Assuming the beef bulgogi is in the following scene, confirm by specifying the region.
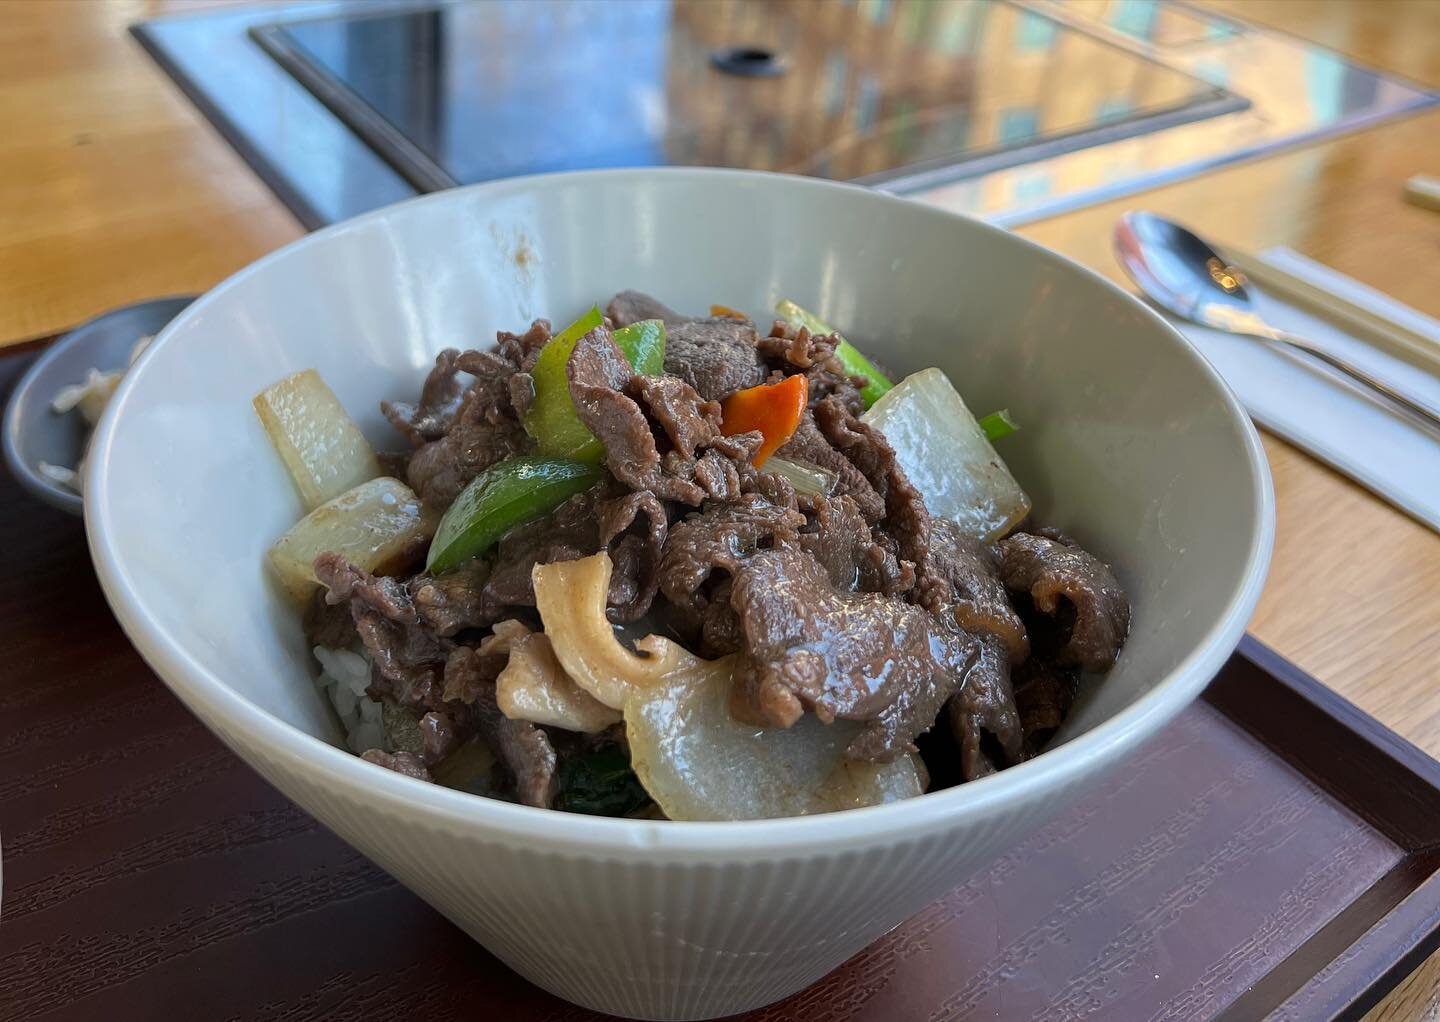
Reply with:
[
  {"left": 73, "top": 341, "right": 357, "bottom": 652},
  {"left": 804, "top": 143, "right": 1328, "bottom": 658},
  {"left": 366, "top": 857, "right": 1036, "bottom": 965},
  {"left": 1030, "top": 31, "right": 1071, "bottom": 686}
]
[{"left": 257, "top": 294, "right": 1130, "bottom": 821}]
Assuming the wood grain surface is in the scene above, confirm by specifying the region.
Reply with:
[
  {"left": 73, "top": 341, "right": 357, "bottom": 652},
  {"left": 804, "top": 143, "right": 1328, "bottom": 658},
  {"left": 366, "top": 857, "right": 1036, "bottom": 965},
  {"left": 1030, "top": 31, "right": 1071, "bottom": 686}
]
[
  {"left": 1, "top": 0, "right": 1438, "bottom": 1017},
  {"left": 1, "top": 351, "right": 1436, "bottom": 1020}
]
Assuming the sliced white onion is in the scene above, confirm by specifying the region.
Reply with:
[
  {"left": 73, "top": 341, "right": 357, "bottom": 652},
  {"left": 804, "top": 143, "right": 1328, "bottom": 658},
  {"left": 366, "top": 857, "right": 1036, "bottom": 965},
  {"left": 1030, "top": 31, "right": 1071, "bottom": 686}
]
[{"left": 764, "top": 456, "right": 837, "bottom": 497}]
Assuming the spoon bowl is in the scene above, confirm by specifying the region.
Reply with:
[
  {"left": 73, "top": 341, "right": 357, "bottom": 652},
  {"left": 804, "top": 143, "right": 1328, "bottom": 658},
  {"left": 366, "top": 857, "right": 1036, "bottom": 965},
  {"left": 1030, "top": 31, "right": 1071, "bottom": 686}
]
[
  {"left": 1114, "top": 211, "right": 1440, "bottom": 430},
  {"left": 1113, "top": 211, "right": 1253, "bottom": 321}
]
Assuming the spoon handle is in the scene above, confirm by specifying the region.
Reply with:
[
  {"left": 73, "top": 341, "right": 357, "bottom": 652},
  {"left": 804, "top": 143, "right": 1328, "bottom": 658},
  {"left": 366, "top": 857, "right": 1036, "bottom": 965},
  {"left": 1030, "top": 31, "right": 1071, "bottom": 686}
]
[{"left": 1270, "top": 330, "right": 1440, "bottom": 431}]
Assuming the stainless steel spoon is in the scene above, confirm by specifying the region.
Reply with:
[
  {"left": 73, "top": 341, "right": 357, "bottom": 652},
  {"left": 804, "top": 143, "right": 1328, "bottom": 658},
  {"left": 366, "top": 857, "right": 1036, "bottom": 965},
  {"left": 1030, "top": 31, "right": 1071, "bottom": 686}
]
[{"left": 1114, "top": 211, "right": 1440, "bottom": 430}]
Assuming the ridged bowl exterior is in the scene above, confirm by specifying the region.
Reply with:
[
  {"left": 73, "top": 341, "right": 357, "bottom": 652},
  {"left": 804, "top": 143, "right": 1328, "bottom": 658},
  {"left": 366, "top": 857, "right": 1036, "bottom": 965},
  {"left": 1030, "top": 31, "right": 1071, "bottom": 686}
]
[{"left": 86, "top": 170, "right": 1273, "bottom": 1020}]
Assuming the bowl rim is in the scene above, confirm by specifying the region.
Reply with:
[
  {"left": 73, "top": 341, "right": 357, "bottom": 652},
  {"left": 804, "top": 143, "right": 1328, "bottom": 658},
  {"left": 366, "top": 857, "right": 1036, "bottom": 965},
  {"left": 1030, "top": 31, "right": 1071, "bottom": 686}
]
[{"left": 85, "top": 167, "right": 1275, "bottom": 857}]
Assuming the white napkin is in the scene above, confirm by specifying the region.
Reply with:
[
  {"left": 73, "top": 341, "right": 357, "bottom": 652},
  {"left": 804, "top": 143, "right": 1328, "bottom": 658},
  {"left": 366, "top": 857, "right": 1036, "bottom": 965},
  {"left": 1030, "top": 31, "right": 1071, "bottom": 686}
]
[{"left": 1169, "top": 247, "right": 1440, "bottom": 532}]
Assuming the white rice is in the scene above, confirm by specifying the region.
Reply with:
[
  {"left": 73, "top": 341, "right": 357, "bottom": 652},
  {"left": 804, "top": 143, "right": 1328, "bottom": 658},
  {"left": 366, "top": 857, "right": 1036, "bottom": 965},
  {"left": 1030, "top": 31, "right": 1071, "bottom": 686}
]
[
  {"left": 313, "top": 645, "right": 388, "bottom": 754},
  {"left": 37, "top": 461, "right": 80, "bottom": 490},
  {"left": 51, "top": 367, "right": 120, "bottom": 417},
  {"left": 42, "top": 335, "right": 155, "bottom": 492}
]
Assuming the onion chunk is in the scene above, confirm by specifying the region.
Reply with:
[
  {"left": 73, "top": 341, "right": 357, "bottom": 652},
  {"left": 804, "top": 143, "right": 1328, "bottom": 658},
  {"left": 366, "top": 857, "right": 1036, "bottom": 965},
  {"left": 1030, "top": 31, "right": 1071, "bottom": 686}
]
[
  {"left": 269, "top": 477, "right": 435, "bottom": 602},
  {"left": 862, "top": 368, "right": 1030, "bottom": 542},
  {"left": 254, "top": 369, "right": 380, "bottom": 511}
]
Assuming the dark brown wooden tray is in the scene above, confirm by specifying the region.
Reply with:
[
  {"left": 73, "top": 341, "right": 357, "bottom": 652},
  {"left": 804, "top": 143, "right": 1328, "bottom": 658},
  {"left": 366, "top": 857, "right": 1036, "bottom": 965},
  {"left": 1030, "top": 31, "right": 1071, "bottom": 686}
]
[{"left": 4, "top": 348, "right": 1440, "bottom": 1022}]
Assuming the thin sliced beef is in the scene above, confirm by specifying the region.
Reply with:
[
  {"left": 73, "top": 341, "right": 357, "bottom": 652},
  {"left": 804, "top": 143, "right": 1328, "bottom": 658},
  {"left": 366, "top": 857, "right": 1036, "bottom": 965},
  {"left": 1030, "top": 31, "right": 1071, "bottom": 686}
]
[
  {"left": 567, "top": 326, "right": 681, "bottom": 496},
  {"left": 382, "top": 348, "right": 467, "bottom": 447},
  {"left": 801, "top": 493, "right": 914, "bottom": 595},
  {"left": 495, "top": 320, "right": 551, "bottom": 418},
  {"left": 663, "top": 318, "right": 766, "bottom": 401},
  {"left": 728, "top": 548, "right": 977, "bottom": 762},
  {"left": 777, "top": 415, "right": 884, "bottom": 521},
  {"left": 418, "top": 710, "right": 462, "bottom": 764},
  {"left": 409, "top": 560, "right": 507, "bottom": 637},
  {"left": 568, "top": 327, "right": 757, "bottom": 506},
  {"left": 756, "top": 322, "right": 837, "bottom": 370},
  {"left": 630, "top": 374, "right": 722, "bottom": 460},
  {"left": 814, "top": 396, "right": 929, "bottom": 570},
  {"left": 597, "top": 489, "right": 667, "bottom": 623},
  {"left": 632, "top": 370, "right": 761, "bottom": 497},
  {"left": 944, "top": 635, "right": 1024, "bottom": 781},
  {"left": 508, "top": 373, "right": 537, "bottom": 420},
  {"left": 360, "top": 749, "right": 432, "bottom": 782},
  {"left": 919, "top": 518, "right": 1028, "bottom": 661},
  {"left": 482, "top": 487, "right": 601, "bottom": 607},
  {"left": 658, "top": 495, "right": 806, "bottom": 652},
  {"left": 607, "top": 290, "right": 689, "bottom": 327},
  {"left": 998, "top": 532, "right": 1129, "bottom": 672},
  {"left": 474, "top": 482, "right": 662, "bottom": 622},
  {"left": 1012, "top": 658, "right": 1078, "bottom": 758},
  {"left": 495, "top": 319, "right": 552, "bottom": 369},
  {"left": 303, "top": 586, "right": 359, "bottom": 649},
  {"left": 407, "top": 346, "right": 530, "bottom": 509},
  {"left": 314, "top": 554, "right": 446, "bottom": 710},
  {"left": 684, "top": 447, "right": 742, "bottom": 502},
  {"left": 758, "top": 321, "right": 866, "bottom": 415},
  {"left": 742, "top": 468, "right": 800, "bottom": 512},
  {"left": 440, "top": 644, "right": 503, "bottom": 703},
  {"left": 700, "top": 577, "right": 742, "bottom": 654},
  {"left": 628, "top": 362, "right": 759, "bottom": 472},
  {"left": 444, "top": 647, "right": 558, "bottom": 808}
]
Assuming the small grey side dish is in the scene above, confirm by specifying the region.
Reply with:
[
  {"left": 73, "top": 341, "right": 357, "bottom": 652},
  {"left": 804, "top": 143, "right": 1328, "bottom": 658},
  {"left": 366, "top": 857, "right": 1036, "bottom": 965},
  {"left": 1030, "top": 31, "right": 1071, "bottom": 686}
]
[{"left": 3, "top": 296, "right": 194, "bottom": 516}]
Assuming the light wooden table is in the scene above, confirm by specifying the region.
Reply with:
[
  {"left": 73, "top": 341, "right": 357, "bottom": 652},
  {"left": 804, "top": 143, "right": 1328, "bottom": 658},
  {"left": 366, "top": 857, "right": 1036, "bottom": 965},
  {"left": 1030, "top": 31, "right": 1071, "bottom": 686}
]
[{"left": 1, "top": 0, "right": 1437, "bottom": 1017}]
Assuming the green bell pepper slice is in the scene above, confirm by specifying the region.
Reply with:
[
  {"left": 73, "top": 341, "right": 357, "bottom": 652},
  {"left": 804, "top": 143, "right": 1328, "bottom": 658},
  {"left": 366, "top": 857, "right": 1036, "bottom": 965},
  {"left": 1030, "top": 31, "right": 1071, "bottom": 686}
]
[
  {"left": 978, "top": 408, "right": 1018, "bottom": 442},
  {"left": 775, "top": 299, "right": 893, "bottom": 407},
  {"left": 777, "top": 299, "right": 1019, "bottom": 436},
  {"left": 523, "top": 309, "right": 665, "bottom": 463},
  {"left": 426, "top": 456, "right": 604, "bottom": 574}
]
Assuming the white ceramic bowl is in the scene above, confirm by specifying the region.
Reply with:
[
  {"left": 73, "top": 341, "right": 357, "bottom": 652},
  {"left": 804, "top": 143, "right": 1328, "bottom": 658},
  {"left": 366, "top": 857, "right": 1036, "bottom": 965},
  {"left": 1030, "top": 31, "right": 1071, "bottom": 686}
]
[{"left": 86, "top": 169, "right": 1272, "bottom": 1021}]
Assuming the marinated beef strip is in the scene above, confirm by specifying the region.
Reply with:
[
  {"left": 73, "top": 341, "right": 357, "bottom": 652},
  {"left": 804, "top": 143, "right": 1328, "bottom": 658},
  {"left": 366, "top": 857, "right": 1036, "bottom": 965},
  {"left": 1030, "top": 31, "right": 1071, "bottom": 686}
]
[
  {"left": 742, "top": 468, "right": 801, "bottom": 512},
  {"left": 800, "top": 492, "right": 914, "bottom": 596},
  {"left": 916, "top": 520, "right": 1028, "bottom": 781},
  {"left": 777, "top": 415, "right": 885, "bottom": 521},
  {"left": 606, "top": 289, "right": 690, "bottom": 328},
  {"left": 418, "top": 710, "right": 463, "bottom": 763},
  {"left": 567, "top": 326, "right": 759, "bottom": 506},
  {"left": 597, "top": 489, "right": 668, "bottom": 623},
  {"left": 814, "top": 396, "right": 929, "bottom": 571},
  {"left": 945, "top": 635, "right": 1025, "bottom": 780},
  {"left": 481, "top": 487, "right": 603, "bottom": 607},
  {"left": 758, "top": 321, "right": 867, "bottom": 415},
  {"left": 382, "top": 348, "right": 467, "bottom": 447},
  {"left": 409, "top": 560, "right": 508, "bottom": 637},
  {"left": 429, "top": 481, "right": 664, "bottom": 624},
  {"left": 919, "top": 518, "right": 1028, "bottom": 661},
  {"left": 314, "top": 553, "right": 448, "bottom": 710},
  {"left": 406, "top": 344, "right": 531, "bottom": 509},
  {"left": 728, "top": 548, "right": 978, "bottom": 762},
  {"left": 998, "top": 531, "right": 1130, "bottom": 672},
  {"left": 1012, "top": 657, "right": 1078, "bottom": 758},
  {"left": 495, "top": 318, "right": 553, "bottom": 367},
  {"left": 444, "top": 646, "right": 558, "bottom": 808},
  {"left": 629, "top": 374, "right": 724, "bottom": 460},
  {"left": 304, "top": 586, "right": 359, "bottom": 649},
  {"left": 495, "top": 320, "right": 551, "bottom": 419},
  {"left": 658, "top": 494, "right": 807, "bottom": 651},
  {"left": 662, "top": 318, "right": 767, "bottom": 401},
  {"left": 567, "top": 325, "right": 683, "bottom": 497}
]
